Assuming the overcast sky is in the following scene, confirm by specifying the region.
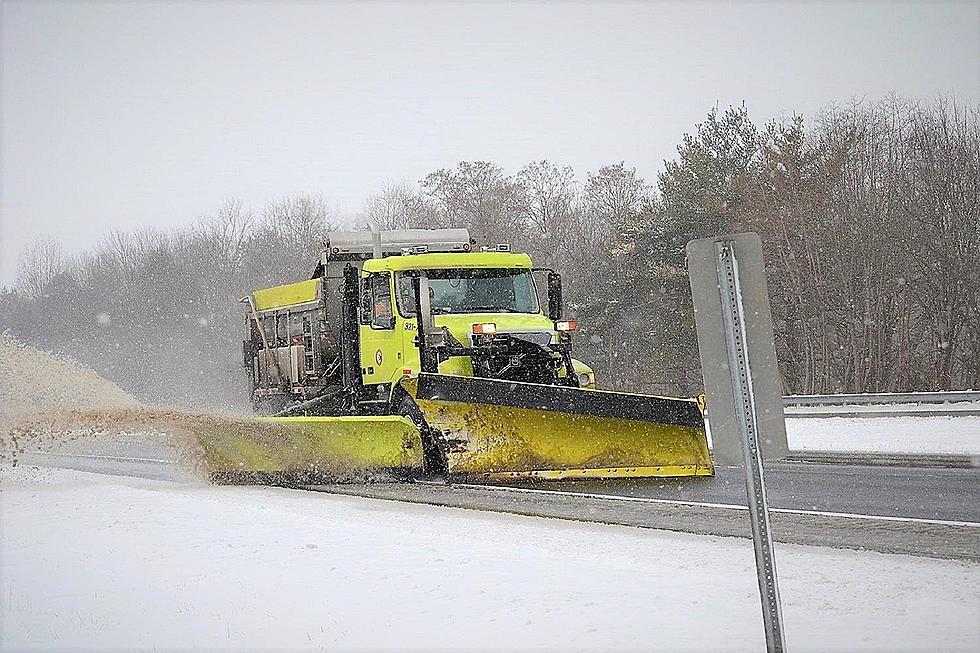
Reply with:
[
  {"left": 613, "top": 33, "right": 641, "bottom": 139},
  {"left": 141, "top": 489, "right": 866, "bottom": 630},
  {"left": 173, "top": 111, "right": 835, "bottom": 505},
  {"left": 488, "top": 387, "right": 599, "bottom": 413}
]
[{"left": 2, "top": 1, "right": 978, "bottom": 287}]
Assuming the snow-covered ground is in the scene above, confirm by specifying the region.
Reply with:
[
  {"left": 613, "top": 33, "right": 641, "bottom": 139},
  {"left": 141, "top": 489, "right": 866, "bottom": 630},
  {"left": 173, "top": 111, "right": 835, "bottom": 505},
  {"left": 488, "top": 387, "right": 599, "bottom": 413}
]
[
  {"left": 786, "top": 415, "right": 980, "bottom": 455},
  {"left": 2, "top": 467, "right": 977, "bottom": 652}
]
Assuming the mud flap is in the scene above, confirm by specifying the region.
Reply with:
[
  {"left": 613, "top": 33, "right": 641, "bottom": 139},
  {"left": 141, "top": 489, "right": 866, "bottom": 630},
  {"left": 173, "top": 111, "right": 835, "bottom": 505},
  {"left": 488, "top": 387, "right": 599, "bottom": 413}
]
[
  {"left": 198, "top": 415, "right": 424, "bottom": 484},
  {"left": 405, "top": 374, "right": 713, "bottom": 480}
]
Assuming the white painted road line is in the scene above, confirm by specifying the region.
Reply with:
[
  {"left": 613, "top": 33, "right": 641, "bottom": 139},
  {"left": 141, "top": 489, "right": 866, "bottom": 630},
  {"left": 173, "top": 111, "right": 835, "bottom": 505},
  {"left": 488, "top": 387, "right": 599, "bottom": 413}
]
[
  {"left": 453, "top": 483, "right": 980, "bottom": 529},
  {"left": 26, "top": 451, "right": 178, "bottom": 465},
  {"left": 24, "top": 452, "right": 979, "bottom": 528}
]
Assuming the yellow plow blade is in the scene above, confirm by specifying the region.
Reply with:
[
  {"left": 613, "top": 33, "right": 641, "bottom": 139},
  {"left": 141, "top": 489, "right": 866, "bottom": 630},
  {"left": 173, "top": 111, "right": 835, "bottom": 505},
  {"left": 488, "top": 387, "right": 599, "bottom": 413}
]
[
  {"left": 198, "top": 415, "right": 423, "bottom": 484},
  {"left": 407, "top": 374, "right": 713, "bottom": 481}
]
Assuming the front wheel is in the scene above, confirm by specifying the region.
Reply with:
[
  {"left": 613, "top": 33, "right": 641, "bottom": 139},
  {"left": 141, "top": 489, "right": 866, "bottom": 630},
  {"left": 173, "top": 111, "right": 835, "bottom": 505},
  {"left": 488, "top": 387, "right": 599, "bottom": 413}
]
[{"left": 396, "top": 395, "right": 447, "bottom": 478}]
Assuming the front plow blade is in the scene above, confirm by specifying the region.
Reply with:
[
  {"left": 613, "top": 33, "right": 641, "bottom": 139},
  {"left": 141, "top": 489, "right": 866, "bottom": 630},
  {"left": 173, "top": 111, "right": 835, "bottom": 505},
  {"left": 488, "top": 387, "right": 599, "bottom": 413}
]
[
  {"left": 409, "top": 374, "right": 713, "bottom": 480},
  {"left": 198, "top": 416, "right": 423, "bottom": 484}
]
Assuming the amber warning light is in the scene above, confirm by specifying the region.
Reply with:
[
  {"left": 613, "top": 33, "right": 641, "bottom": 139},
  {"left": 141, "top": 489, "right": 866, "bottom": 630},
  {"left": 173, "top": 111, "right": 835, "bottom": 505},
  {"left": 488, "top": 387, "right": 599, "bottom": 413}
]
[{"left": 471, "top": 323, "right": 497, "bottom": 335}]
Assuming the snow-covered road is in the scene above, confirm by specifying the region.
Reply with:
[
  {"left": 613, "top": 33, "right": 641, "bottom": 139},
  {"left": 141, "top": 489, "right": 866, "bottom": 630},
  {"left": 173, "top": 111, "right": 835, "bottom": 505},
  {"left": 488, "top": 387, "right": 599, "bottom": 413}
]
[{"left": 2, "top": 467, "right": 977, "bottom": 652}]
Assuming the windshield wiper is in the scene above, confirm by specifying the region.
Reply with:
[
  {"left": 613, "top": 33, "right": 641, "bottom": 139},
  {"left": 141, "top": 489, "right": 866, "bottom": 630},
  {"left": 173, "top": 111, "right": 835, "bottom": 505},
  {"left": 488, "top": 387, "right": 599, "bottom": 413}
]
[{"left": 466, "top": 306, "right": 516, "bottom": 313}]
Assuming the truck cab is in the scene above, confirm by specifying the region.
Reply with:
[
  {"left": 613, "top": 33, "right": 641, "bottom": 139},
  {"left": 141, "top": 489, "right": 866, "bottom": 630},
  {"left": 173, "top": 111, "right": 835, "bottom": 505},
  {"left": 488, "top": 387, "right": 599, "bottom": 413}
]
[{"left": 358, "top": 251, "right": 595, "bottom": 392}]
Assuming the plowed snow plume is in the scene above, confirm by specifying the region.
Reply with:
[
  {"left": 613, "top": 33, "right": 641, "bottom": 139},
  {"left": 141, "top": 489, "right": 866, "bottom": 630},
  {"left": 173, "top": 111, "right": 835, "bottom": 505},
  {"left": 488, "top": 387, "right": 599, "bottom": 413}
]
[
  {"left": 0, "top": 332, "right": 209, "bottom": 474},
  {"left": 0, "top": 333, "right": 391, "bottom": 484},
  {"left": 0, "top": 331, "right": 140, "bottom": 422}
]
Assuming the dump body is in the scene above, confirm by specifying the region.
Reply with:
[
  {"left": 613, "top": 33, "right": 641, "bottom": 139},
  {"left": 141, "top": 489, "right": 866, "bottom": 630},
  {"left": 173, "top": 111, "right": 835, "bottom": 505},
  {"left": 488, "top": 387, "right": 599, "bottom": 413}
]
[{"left": 245, "top": 278, "right": 332, "bottom": 412}]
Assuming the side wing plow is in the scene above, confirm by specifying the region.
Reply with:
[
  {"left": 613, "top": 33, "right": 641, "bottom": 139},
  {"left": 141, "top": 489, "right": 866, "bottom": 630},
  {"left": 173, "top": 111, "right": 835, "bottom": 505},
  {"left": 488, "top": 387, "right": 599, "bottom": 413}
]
[{"left": 199, "top": 415, "right": 423, "bottom": 484}]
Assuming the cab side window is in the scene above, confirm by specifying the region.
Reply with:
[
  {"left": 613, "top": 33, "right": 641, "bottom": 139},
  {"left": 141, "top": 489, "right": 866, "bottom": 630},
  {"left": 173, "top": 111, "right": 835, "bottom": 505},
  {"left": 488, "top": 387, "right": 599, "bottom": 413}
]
[
  {"left": 396, "top": 275, "right": 417, "bottom": 317},
  {"left": 367, "top": 274, "right": 393, "bottom": 329}
]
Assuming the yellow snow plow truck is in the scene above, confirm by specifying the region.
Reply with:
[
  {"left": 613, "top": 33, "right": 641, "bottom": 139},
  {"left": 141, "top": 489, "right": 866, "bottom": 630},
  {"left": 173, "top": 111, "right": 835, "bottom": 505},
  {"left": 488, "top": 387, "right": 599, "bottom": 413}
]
[{"left": 202, "top": 228, "right": 712, "bottom": 483}]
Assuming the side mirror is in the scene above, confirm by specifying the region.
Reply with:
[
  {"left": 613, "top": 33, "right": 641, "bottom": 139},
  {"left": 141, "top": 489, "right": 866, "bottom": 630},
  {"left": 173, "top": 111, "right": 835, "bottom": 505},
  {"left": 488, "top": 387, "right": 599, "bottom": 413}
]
[{"left": 547, "top": 271, "right": 562, "bottom": 321}]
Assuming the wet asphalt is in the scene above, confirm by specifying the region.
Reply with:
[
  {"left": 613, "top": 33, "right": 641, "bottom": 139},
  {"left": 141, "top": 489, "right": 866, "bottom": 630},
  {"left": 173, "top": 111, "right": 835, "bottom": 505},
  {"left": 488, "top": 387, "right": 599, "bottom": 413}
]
[{"left": 493, "top": 462, "right": 980, "bottom": 523}]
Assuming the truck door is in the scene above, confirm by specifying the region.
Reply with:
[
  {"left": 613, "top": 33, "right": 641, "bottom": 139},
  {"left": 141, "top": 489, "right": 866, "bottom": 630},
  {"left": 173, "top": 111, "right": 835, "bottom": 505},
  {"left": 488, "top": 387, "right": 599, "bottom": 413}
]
[{"left": 359, "top": 272, "right": 402, "bottom": 387}]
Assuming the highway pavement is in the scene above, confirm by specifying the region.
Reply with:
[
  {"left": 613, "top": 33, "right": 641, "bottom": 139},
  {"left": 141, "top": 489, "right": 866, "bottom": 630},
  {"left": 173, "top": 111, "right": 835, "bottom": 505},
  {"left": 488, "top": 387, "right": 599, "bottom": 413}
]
[
  {"left": 17, "top": 442, "right": 979, "bottom": 560},
  {"left": 494, "top": 462, "right": 980, "bottom": 523}
]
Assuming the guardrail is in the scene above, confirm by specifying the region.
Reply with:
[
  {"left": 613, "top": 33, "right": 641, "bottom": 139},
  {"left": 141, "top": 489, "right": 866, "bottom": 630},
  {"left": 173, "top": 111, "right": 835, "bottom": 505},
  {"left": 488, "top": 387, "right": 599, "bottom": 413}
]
[
  {"left": 782, "top": 391, "right": 980, "bottom": 418},
  {"left": 783, "top": 391, "right": 980, "bottom": 407}
]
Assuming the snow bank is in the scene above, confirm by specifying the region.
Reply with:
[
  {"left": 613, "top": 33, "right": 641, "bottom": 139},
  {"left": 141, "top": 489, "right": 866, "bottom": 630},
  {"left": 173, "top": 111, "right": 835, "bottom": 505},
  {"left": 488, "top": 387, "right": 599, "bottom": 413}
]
[
  {"left": 2, "top": 467, "right": 977, "bottom": 652},
  {"left": 786, "top": 415, "right": 980, "bottom": 455}
]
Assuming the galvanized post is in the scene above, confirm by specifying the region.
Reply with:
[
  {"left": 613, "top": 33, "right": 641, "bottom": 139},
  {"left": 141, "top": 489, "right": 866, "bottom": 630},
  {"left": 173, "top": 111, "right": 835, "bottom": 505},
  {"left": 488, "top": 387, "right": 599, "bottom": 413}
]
[{"left": 715, "top": 240, "right": 786, "bottom": 653}]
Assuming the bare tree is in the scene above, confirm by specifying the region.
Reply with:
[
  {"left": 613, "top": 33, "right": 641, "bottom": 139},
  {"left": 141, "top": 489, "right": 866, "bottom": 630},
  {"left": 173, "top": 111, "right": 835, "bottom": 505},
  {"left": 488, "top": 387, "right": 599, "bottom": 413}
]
[
  {"left": 740, "top": 97, "right": 979, "bottom": 393},
  {"left": 584, "top": 162, "right": 650, "bottom": 232},
  {"left": 192, "top": 198, "right": 254, "bottom": 270},
  {"left": 420, "top": 161, "right": 523, "bottom": 246},
  {"left": 514, "top": 161, "right": 577, "bottom": 234},
  {"left": 904, "top": 99, "right": 980, "bottom": 389},
  {"left": 512, "top": 161, "right": 580, "bottom": 267},
  {"left": 261, "top": 193, "right": 341, "bottom": 257},
  {"left": 16, "top": 237, "right": 70, "bottom": 299},
  {"left": 361, "top": 181, "right": 431, "bottom": 230}
]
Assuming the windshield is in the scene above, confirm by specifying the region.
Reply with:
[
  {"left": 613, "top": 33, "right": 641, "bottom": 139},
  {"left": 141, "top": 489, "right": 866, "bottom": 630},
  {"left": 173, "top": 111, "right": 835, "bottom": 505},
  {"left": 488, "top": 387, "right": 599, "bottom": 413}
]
[{"left": 396, "top": 268, "right": 539, "bottom": 316}]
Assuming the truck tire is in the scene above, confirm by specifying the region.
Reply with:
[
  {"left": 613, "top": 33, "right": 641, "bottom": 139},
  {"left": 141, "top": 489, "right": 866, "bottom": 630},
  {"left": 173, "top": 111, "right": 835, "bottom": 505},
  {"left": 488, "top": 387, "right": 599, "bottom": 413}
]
[{"left": 397, "top": 395, "right": 447, "bottom": 478}]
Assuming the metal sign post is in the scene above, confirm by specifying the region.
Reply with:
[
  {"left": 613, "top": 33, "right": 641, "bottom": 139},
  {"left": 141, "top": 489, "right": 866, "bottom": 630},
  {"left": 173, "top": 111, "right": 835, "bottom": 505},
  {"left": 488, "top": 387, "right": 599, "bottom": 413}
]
[
  {"left": 715, "top": 240, "right": 785, "bottom": 652},
  {"left": 688, "top": 233, "right": 787, "bottom": 652}
]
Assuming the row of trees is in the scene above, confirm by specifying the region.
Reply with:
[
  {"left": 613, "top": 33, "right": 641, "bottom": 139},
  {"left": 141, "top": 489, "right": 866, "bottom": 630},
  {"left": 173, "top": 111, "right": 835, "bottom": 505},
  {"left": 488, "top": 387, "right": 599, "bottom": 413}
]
[
  {"left": 359, "top": 98, "right": 980, "bottom": 394},
  {"left": 3, "top": 96, "right": 977, "bottom": 410}
]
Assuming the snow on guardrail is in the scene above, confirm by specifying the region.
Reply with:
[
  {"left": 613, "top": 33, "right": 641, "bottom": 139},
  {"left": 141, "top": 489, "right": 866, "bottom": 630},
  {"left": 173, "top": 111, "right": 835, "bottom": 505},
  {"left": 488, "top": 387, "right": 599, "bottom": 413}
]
[
  {"left": 782, "top": 391, "right": 980, "bottom": 418},
  {"left": 783, "top": 390, "right": 980, "bottom": 406}
]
